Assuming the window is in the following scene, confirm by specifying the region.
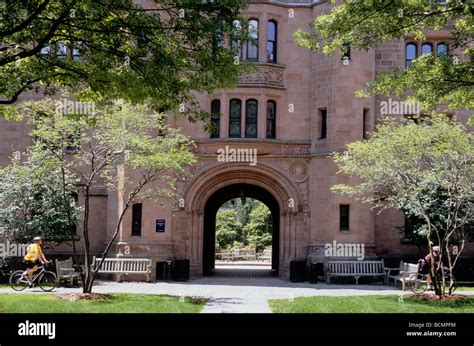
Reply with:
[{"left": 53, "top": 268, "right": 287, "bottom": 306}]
[
  {"left": 70, "top": 193, "right": 79, "bottom": 235},
  {"left": 421, "top": 42, "right": 433, "bottom": 55},
  {"left": 232, "top": 20, "right": 243, "bottom": 61},
  {"left": 210, "top": 99, "right": 220, "bottom": 139},
  {"left": 319, "top": 109, "right": 327, "bottom": 139},
  {"left": 437, "top": 42, "right": 448, "bottom": 56},
  {"left": 363, "top": 108, "right": 370, "bottom": 139},
  {"left": 245, "top": 99, "right": 258, "bottom": 138},
  {"left": 266, "top": 100, "right": 276, "bottom": 139},
  {"left": 39, "top": 45, "right": 52, "bottom": 57},
  {"left": 131, "top": 203, "right": 142, "bottom": 236},
  {"left": 72, "top": 42, "right": 82, "bottom": 61},
  {"left": 247, "top": 19, "right": 259, "bottom": 61},
  {"left": 406, "top": 43, "right": 417, "bottom": 67},
  {"left": 340, "top": 205, "right": 350, "bottom": 231},
  {"left": 56, "top": 42, "right": 67, "bottom": 60},
  {"left": 341, "top": 42, "right": 351, "bottom": 60},
  {"left": 212, "top": 22, "right": 223, "bottom": 60},
  {"left": 267, "top": 20, "right": 277, "bottom": 63},
  {"left": 229, "top": 99, "right": 242, "bottom": 138}
]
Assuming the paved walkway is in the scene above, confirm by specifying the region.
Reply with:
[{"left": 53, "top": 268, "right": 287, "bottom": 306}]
[{"left": 2, "top": 266, "right": 472, "bottom": 313}]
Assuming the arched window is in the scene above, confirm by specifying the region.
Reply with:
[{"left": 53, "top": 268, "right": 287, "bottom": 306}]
[
  {"left": 210, "top": 99, "right": 220, "bottom": 138},
  {"left": 229, "top": 99, "right": 242, "bottom": 138},
  {"left": 247, "top": 19, "right": 259, "bottom": 61},
  {"left": 406, "top": 43, "right": 417, "bottom": 67},
  {"left": 266, "top": 101, "right": 276, "bottom": 139},
  {"left": 245, "top": 99, "right": 258, "bottom": 138},
  {"left": 437, "top": 42, "right": 448, "bottom": 56},
  {"left": 421, "top": 42, "right": 433, "bottom": 55},
  {"left": 267, "top": 20, "right": 277, "bottom": 63}
]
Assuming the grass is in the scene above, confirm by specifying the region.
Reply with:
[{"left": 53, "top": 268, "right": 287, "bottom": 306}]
[
  {"left": 0, "top": 293, "right": 206, "bottom": 313},
  {"left": 269, "top": 295, "right": 474, "bottom": 313}
]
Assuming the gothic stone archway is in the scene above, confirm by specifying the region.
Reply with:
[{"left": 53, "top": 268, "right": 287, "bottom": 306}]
[
  {"left": 203, "top": 183, "right": 280, "bottom": 276},
  {"left": 173, "top": 162, "right": 308, "bottom": 279}
]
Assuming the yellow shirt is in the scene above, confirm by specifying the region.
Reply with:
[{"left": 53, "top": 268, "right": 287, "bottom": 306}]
[{"left": 24, "top": 244, "right": 43, "bottom": 262}]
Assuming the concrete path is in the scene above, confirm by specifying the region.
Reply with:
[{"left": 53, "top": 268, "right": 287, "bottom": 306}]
[{"left": 1, "top": 265, "right": 472, "bottom": 313}]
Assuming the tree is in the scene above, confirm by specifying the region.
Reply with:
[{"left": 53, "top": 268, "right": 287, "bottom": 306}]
[
  {"left": 0, "top": 146, "right": 80, "bottom": 245},
  {"left": 331, "top": 116, "right": 473, "bottom": 297},
  {"left": 215, "top": 209, "right": 243, "bottom": 250},
  {"left": 295, "top": 0, "right": 474, "bottom": 112},
  {"left": 19, "top": 99, "right": 196, "bottom": 293},
  {"left": 243, "top": 203, "right": 272, "bottom": 253},
  {"left": 0, "top": 0, "right": 249, "bottom": 123}
]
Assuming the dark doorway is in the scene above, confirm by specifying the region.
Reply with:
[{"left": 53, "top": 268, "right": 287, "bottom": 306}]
[{"left": 203, "top": 183, "right": 280, "bottom": 276}]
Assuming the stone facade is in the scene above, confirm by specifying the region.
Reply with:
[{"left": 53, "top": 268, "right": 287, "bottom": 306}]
[{"left": 0, "top": 0, "right": 472, "bottom": 280}]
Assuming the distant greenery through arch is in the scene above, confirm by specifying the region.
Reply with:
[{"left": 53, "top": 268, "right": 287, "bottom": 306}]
[{"left": 215, "top": 198, "right": 272, "bottom": 253}]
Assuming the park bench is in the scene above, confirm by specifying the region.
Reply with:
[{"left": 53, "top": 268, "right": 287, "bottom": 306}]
[
  {"left": 55, "top": 257, "right": 81, "bottom": 287},
  {"left": 385, "top": 261, "right": 419, "bottom": 291},
  {"left": 232, "top": 248, "right": 256, "bottom": 261},
  {"left": 325, "top": 260, "right": 385, "bottom": 285},
  {"left": 92, "top": 257, "right": 152, "bottom": 282},
  {"left": 215, "top": 251, "right": 234, "bottom": 261},
  {"left": 257, "top": 249, "right": 272, "bottom": 262}
]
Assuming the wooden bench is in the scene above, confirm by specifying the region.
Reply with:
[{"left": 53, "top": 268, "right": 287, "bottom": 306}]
[
  {"left": 326, "top": 260, "right": 385, "bottom": 285},
  {"left": 215, "top": 251, "right": 234, "bottom": 261},
  {"left": 232, "top": 249, "right": 256, "bottom": 261},
  {"left": 92, "top": 257, "right": 152, "bottom": 282},
  {"left": 385, "top": 261, "right": 419, "bottom": 291},
  {"left": 257, "top": 249, "right": 272, "bottom": 262},
  {"left": 55, "top": 257, "right": 81, "bottom": 287}
]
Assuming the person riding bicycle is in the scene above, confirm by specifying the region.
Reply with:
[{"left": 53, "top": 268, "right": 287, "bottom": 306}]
[
  {"left": 22, "top": 236, "right": 48, "bottom": 284},
  {"left": 418, "top": 245, "right": 440, "bottom": 289}
]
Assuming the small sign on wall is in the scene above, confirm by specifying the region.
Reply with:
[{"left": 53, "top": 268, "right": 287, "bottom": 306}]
[{"left": 156, "top": 219, "right": 165, "bottom": 233}]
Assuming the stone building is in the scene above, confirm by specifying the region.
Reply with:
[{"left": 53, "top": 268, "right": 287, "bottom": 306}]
[{"left": 0, "top": 0, "right": 472, "bottom": 280}]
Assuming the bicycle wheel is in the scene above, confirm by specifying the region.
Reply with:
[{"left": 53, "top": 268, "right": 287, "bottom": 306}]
[
  {"left": 38, "top": 271, "right": 57, "bottom": 292},
  {"left": 9, "top": 270, "right": 28, "bottom": 291},
  {"left": 409, "top": 273, "right": 428, "bottom": 294}
]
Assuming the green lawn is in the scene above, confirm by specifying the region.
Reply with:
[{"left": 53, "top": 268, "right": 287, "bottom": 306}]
[
  {"left": 0, "top": 293, "right": 206, "bottom": 313},
  {"left": 269, "top": 295, "right": 474, "bottom": 313}
]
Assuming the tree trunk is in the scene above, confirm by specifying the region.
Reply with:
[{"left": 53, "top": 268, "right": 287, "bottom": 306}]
[{"left": 82, "top": 184, "right": 92, "bottom": 293}]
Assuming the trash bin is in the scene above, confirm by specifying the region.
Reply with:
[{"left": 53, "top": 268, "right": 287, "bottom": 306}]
[
  {"left": 309, "top": 263, "right": 318, "bottom": 284},
  {"left": 290, "top": 260, "right": 306, "bottom": 282},
  {"left": 171, "top": 259, "right": 190, "bottom": 282},
  {"left": 309, "top": 263, "right": 324, "bottom": 284},
  {"left": 156, "top": 261, "right": 172, "bottom": 281}
]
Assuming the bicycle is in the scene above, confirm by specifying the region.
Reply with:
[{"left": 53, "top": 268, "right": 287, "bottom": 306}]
[
  {"left": 9, "top": 262, "right": 57, "bottom": 292},
  {"left": 409, "top": 267, "right": 457, "bottom": 294}
]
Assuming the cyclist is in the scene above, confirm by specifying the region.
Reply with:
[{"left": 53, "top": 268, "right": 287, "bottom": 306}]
[
  {"left": 418, "top": 245, "right": 440, "bottom": 289},
  {"left": 22, "top": 236, "right": 48, "bottom": 284}
]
